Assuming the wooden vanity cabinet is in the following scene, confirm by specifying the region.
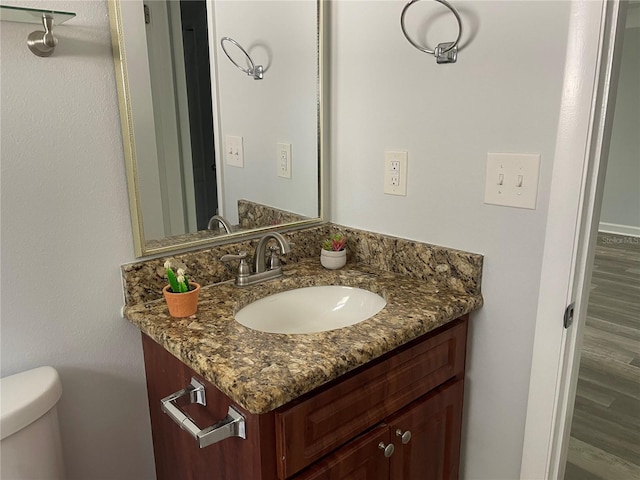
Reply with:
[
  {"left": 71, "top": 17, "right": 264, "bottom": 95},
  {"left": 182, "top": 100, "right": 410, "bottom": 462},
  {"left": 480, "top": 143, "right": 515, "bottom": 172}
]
[
  {"left": 293, "top": 425, "right": 392, "bottom": 480},
  {"left": 387, "top": 379, "right": 463, "bottom": 479},
  {"left": 141, "top": 315, "right": 468, "bottom": 480},
  {"left": 294, "top": 379, "right": 463, "bottom": 480}
]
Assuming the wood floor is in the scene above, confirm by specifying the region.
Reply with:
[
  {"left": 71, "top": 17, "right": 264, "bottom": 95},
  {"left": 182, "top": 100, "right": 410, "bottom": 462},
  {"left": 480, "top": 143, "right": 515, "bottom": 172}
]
[{"left": 564, "top": 233, "right": 640, "bottom": 480}]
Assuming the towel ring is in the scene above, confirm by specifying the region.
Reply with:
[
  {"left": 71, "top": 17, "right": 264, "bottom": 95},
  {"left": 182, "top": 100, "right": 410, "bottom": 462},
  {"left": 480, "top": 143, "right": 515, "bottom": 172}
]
[
  {"left": 401, "top": 0, "right": 462, "bottom": 64},
  {"left": 220, "top": 37, "right": 263, "bottom": 80}
]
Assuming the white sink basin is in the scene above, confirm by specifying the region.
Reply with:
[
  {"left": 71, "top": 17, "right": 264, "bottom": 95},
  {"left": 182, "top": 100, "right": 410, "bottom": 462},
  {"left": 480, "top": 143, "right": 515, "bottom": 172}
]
[{"left": 235, "top": 286, "right": 386, "bottom": 334}]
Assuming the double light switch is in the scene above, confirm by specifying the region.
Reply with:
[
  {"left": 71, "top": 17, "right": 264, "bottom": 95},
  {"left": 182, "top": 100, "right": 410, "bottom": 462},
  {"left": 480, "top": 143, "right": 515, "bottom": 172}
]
[
  {"left": 484, "top": 153, "right": 540, "bottom": 209},
  {"left": 225, "top": 135, "right": 244, "bottom": 168}
]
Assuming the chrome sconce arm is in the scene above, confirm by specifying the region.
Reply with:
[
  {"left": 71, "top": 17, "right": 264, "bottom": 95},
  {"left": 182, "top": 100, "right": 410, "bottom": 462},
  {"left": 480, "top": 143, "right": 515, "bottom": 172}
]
[{"left": 220, "top": 36, "right": 264, "bottom": 80}]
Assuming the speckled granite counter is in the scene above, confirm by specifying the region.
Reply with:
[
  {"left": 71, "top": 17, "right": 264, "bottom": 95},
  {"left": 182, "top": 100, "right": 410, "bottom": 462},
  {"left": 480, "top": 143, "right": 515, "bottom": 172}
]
[{"left": 123, "top": 258, "right": 483, "bottom": 415}]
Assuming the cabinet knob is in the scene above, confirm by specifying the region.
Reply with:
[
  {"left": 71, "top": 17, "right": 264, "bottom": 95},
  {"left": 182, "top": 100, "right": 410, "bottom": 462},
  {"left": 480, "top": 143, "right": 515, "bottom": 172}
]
[
  {"left": 378, "top": 441, "right": 395, "bottom": 458},
  {"left": 395, "top": 429, "right": 412, "bottom": 444}
]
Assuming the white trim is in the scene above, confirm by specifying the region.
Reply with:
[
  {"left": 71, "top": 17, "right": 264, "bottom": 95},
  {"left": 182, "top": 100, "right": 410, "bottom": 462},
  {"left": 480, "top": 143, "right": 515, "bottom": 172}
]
[
  {"left": 549, "top": 3, "right": 626, "bottom": 477},
  {"left": 521, "top": 1, "right": 602, "bottom": 478},
  {"left": 598, "top": 222, "right": 640, "bottom": 237},
  {"left": 521, "top": 1, "right": 627, "bottom": 479},
  {"left": 145, "top": 0, "right": 188, "bottom": 236}
]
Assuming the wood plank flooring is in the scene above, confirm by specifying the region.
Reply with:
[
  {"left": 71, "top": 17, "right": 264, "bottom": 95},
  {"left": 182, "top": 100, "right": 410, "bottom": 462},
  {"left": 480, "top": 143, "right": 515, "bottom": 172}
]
[{"left": 565, "top": 233, "right": 640, "bottom": 480}]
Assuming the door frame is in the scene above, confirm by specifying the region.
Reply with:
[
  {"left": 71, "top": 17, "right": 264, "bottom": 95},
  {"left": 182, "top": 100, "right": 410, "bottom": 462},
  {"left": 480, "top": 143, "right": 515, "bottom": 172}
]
[{"left": 520, "top": 1, "right": 628, "bottom": 478}]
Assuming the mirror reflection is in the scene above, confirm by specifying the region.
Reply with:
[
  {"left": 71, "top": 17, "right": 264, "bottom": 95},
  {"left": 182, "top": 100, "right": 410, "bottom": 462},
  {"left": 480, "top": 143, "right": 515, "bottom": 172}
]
[{"left": 110, "top": 0, "right": 322, "bottom": 256}]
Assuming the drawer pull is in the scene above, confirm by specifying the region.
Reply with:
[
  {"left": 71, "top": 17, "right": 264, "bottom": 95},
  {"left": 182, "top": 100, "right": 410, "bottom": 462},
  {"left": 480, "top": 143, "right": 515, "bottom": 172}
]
[
  {"left": 378, "top": 441, "right": 395, "bottom": 458},
  {"left": 395, "top": 429, "right": 412, "bottom": 444},
  {"left": 160, "top": 378, "right": 246, "bottom": 448}
]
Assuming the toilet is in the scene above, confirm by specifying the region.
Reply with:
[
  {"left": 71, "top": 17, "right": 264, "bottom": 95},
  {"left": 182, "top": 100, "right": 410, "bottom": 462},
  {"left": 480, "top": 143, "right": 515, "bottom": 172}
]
[{"left": 1, "top": 366, "right": 65, "bottom": 479}]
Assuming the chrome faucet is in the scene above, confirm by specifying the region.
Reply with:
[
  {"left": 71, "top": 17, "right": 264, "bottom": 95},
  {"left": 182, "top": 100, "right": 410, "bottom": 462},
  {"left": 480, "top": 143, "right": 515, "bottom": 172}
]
[
  {"left": 207, "top": 215, "right": 233, "bottom": 234},
  {"left": 221, "top": 232, "right": 292, "bottom": 287},
  {"left": 254, "top": 232, "right": 292, "bottom": 273}
]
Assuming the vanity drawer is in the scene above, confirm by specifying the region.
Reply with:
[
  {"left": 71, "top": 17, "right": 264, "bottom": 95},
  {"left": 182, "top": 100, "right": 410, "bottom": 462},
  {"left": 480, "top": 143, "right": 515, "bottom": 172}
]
[{"left": 274, "top": 317, "right": 468, "bottom": 479}]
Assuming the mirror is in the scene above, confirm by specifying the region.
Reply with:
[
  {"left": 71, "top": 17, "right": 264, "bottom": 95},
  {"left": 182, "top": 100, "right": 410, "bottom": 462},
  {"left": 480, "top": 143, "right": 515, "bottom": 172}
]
[{"left": 109, "top": 0, "right": 324, "bottom": 257}]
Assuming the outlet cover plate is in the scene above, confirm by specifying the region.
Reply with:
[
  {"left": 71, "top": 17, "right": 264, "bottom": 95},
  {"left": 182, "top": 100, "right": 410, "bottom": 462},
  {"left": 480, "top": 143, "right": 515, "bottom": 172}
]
[
  {"left": 384, "top": 151, "right": 408, "bottom": 196},
  {"left": 277, "top": 143, "right": 292, "bottom": 179}
]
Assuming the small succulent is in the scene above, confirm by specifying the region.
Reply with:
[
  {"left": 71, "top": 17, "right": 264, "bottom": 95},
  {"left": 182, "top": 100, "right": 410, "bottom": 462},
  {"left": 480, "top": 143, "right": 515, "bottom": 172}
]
[
  {"left": 322, "top": 233, "right": 346, "bottom": 252},
  {"left": 164, "top": 260, "right": 192, "bottom": 293}
]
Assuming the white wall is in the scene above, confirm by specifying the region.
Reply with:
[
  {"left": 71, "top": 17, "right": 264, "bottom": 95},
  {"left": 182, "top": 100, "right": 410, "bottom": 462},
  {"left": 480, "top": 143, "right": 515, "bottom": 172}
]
[
  {"left": 0, "top": 1, "right": 155, "bottom": 479},
  {"left": 0, "top": 1, "right": 589, "bottom": 479},
  {"left": 215, "top": 0, "right": 318, "bottom": 224},
  {"left": 330, "top": 1, "right": 570, "bottom": 478},
  {"left": 599, "top": 11, "right": 640, "bottom": 236}
]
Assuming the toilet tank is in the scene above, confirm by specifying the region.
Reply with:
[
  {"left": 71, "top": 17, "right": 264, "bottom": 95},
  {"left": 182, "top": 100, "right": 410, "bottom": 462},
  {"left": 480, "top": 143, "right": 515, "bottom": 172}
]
[{"left": 1, "top": 366, "right": 65, "bottom": 479}]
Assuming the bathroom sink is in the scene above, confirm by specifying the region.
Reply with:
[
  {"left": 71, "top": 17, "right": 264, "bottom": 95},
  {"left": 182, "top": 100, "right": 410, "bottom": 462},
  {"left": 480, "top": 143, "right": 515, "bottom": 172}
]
[{"left": 235, "top": 286, "right": 386, "bottom": 334}]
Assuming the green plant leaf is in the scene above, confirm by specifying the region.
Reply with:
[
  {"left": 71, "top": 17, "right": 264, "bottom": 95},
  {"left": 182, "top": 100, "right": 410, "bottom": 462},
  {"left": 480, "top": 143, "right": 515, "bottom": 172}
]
[{"left": 166, "top": 268, "right": 180, "bottom": 293}]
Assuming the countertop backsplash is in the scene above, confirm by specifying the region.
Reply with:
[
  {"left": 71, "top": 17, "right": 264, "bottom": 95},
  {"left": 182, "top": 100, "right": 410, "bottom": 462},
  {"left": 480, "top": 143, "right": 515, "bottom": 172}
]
[{"left": 121, "top": 224, "right": 483, "bottom": 306}]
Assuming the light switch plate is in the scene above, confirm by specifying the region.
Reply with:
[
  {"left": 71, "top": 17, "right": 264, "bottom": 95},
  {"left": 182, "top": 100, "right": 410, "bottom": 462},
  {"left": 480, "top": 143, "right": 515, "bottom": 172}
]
[
  {"left": 384, "top": 151, "right": 408, "bottom": 196},
  {"left": 225, "top": 135, "right": 244, "bottom": 168},
  {"left": 484, "top": 153, "right": 540, "bottom": 209}
]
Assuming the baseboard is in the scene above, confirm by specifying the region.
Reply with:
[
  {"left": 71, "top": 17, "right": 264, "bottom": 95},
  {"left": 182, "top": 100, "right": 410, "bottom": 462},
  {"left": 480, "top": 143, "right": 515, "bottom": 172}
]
[{"left": 598, "top": 222, "right": 640, "bottom": 238}]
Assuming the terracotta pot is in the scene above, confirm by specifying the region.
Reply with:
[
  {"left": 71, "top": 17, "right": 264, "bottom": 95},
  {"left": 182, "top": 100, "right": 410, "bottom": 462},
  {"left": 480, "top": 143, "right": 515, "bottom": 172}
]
[
  {"left": 320, "top": 249, "right": 347, "bottom": 269},
  {"left": 162, "top": 282, "right": 201, "bottom": 318}
]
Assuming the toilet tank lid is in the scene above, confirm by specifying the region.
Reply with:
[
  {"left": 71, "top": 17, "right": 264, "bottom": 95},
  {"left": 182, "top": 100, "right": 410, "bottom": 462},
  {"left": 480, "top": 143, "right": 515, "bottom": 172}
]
[{"left": 1, "top": 366, "right": 63, "bottom": 440}]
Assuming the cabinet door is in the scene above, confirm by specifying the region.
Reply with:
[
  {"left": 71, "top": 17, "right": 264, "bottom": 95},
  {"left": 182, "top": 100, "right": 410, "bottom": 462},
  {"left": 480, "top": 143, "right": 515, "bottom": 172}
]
[
  {"left": 276, "top": 318, "right": 468, "bottom": 478},
  {"left": 388, "top": 379, "right": 464, "bottom": 480},
  {"left": 294, "top": 425, "right": 390, "bottom": 480}
]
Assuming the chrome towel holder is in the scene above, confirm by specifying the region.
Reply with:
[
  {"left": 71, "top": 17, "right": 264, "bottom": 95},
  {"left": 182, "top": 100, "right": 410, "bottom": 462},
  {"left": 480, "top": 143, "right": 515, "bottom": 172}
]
[
  {"left": 401, "top": 0, "right": 462, "bottom": 64},
  {"left": 0, "top": 5, "right": 75, "bottom": 57},
  {"left": 220, "top": 37, "right": 264, "bottom": 80},
  {"left": 160, "top": 378, "right": 246, "bottom": 448}
]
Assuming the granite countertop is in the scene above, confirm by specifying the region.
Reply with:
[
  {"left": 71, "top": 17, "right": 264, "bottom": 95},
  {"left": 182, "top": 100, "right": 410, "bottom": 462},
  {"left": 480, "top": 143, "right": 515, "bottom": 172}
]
[{"left": 124, "top": 259, "right": 483, "bottom": 415}]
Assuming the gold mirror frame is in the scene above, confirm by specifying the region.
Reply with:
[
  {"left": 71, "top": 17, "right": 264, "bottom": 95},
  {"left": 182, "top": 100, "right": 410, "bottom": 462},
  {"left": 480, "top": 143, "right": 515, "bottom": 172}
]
[{"left": 108, "top": 0, "right": 326, "bottom": 257}]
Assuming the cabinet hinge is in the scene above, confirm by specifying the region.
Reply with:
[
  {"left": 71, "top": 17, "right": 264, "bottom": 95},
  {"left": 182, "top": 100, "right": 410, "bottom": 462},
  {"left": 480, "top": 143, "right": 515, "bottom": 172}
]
[{"left": 563, "top": 302, "right": 575, "bottom": 329}]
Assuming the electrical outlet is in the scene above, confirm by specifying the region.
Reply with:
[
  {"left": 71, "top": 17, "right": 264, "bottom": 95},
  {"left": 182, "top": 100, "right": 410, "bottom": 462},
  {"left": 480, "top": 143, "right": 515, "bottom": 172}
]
[
  {"left": 225, "top": 135, "right": 244, "bottom": 168},
  {"left": 484, "top": 153, "right": 540, "bottom": 209},
  {"left": 277, "top": 143, "right": 292, "bottom": 179},
  {"left": 384, "top": 151, "right": 408, "bottom": 196}
]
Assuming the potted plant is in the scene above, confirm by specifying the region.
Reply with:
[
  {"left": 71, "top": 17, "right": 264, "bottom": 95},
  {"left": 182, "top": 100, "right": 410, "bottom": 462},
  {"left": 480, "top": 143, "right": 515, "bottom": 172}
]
[
  {"left": 162, "top": 260, "right": 201, "bottom": 317},
  {"left": 320, "top": 233, "right": 347, "bottom": 269}
]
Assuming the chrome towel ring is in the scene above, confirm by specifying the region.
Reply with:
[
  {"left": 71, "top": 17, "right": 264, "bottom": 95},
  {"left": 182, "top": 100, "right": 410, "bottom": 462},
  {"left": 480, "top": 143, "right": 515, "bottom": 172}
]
[
  {"left": 220, "top": 37, "right": 264, "bottom": 80},
  {"left": 401, "top": 0, "right": 462, "bottom": 64}
]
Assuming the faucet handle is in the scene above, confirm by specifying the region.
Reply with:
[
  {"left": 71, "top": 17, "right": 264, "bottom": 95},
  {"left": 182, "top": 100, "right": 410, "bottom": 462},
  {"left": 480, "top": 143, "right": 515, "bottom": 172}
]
[
  {"left": 220, "top": 252, "right": 250, "bottom": 285},
  {"left": 267, "top": 246, "right": 282, "bottom": 270},
  {"left": 220, "top": 251, "right": 248, "bottom": 262}
]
